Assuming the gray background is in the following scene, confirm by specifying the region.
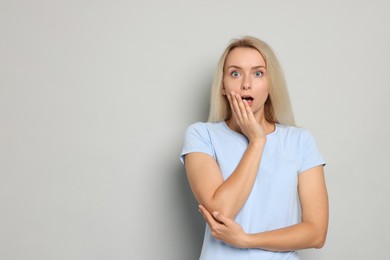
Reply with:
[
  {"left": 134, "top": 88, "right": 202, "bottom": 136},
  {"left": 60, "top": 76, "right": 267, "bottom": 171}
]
[{"left": 1, "top": 0, "right": 389, "bottom": 259}]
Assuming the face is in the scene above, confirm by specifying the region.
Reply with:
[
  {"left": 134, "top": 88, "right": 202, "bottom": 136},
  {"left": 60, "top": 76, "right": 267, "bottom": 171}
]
[{"left": 222, "top": 47, "right": 268, "bottom": 118}]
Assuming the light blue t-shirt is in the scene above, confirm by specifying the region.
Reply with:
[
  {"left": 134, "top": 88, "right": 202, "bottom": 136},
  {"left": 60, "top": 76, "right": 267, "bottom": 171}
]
[{"left": 180, "top": 121, "right": 326, "bottom": 260}]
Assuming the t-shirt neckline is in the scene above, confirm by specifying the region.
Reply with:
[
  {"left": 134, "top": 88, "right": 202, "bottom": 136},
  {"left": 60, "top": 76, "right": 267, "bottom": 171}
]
[{"left": 221, "top": 121, "right": 279, "bottom": 139}]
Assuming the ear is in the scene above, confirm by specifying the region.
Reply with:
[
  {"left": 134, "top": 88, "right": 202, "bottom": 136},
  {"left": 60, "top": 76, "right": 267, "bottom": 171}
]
[{"left": 221, "top": 84, "right": 227, "bottom": 95}]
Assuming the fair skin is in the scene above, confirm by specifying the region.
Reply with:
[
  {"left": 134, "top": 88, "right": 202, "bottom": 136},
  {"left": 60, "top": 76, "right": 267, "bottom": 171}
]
[{"left": 185, "top": 47, "right": 328, "bottom": 251}]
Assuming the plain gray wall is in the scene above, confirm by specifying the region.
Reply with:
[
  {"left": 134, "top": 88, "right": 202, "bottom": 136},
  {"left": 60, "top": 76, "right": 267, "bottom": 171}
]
[{"left": 1, "top": 0, "right": 389, "bottom": 259}]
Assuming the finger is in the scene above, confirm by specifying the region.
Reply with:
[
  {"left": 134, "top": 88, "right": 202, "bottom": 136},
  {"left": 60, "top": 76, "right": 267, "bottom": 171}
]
[
  {"left": 227, "top": 94, "right": 236, "bottom": 119},
  {"left": 243, "top": 99, "right": 255, "bottom": 120},
  {"left": 212, "top": 211, "right": 230, "bottom": 226},
  {"left": 227, "top": 92, "right": 231, "bottom": 104},
  {"left": 235, "top": 93, "right": 248, "bottom": 121},
  {"left": 230, "top": 92, "right": 243, "bottom": 122},
  {"left": 199, "top": 205, "right": 218, "bottom": 226}
]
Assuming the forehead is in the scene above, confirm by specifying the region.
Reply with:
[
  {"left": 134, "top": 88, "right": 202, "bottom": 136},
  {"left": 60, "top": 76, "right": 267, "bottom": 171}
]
[{"left": 225, "top": 47, "right": 266, "bottom": 67}]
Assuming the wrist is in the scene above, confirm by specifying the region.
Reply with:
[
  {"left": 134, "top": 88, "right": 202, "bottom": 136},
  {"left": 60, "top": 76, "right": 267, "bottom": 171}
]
[
  {"left": 249, "top": 137, "right": 266, "bottom": 147},
  {"left": 240, "top": 233, "right": 253, "bottom": 248}
]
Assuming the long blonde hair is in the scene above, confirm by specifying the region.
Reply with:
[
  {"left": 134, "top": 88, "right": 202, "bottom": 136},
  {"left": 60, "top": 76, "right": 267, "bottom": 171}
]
[{"left": 208, "top": 36, "right": 295, "bottom": 126}]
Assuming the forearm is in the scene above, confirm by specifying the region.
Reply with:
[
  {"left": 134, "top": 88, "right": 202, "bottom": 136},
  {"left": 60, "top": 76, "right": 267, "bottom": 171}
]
[
  {"left": 209, "top": 140, "right": 265, "bottom": 218},
  {"left": 243, "top": 222, "right": 327, "bottom": 251},
  {"left": 199, "top": 166, "right": 329, "bottom": 252}
]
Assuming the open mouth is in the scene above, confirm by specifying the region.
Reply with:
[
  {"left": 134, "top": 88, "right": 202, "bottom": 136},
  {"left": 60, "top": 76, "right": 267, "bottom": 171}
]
[{"left": 241, "top": 95, "right": 254, "bottom": 102}]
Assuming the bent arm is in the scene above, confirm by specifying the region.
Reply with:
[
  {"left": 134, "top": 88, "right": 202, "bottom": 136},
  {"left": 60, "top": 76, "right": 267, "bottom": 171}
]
[
  {"left": 184, "top": 92, "right": 267, "bottom": 219},
  {"left": 200, "top": 165, "right": 328, "bottom": 251},
  {"left": 244, "top": 166, "right": 328, "bottom": 250},
  {"left": 185, "top": 138, "right": 265, "bottom": 219}
]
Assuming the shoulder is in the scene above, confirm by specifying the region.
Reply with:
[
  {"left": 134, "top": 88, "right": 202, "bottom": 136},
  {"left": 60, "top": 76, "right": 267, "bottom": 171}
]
[
  {"left": 276, "top": 125, "right": 325, "bottom": 171},
  {"left": 181, "top": 122, "right": 224, "bottom": 162},
  {"left": 185, "top": 121, "right": 208, "bottom": 132},
  {"left": 276, "top": 124, "right": 314, "bottom": 141},
  {"left": 275, "top": 124, "right": 319, "bottom": 153},
  {"left": 185, "top": 121, "right": 224, "bottom": 136}
]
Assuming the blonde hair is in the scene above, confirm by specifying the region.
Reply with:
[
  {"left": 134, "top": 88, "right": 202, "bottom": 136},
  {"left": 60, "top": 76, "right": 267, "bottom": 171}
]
[{"left": 208, "top": 36, "right": 295, "bottom": 126}]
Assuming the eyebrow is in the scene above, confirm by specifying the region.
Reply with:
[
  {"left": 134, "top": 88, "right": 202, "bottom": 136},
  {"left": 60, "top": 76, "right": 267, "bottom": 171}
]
[{"left": 226, "top": 65, "right": 266, "bottom": 70}]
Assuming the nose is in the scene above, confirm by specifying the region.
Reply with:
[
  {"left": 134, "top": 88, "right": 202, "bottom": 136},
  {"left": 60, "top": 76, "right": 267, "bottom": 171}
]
[{"left": 241, "top": 76, "right": 251, "bottom": 90}]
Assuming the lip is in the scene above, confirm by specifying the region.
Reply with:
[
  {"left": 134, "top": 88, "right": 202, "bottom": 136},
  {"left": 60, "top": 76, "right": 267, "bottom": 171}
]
[{"left": 241, "top": 95, "right": 254, "bottom": 106}]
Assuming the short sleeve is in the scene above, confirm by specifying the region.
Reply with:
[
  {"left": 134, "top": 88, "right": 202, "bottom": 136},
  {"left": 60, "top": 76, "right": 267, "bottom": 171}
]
[
  {"left": 299, "top": 129, "right": 326, "bottom": 174},
  {"left": 180, "top": 123, "right": 215, "bottom": 164}
]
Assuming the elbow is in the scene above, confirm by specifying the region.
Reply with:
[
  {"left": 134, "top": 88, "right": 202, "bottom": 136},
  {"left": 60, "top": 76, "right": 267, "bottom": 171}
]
[
  {"left": 313, "top": 229, "right": 327, "bottom": 249},
  {"left": 215, "top": 202, "right": 237, "bottom": 219},
  {"left": 313, "top": 237, "right": 326, "bottom": 249},
  {"left": 304, "top": 217, "right": 328, "bottom": 249},
  {"left": 203, "top": 201, "right": 237, "bottom": 220},
  {"left": 207, "top": 195, "right": 238, "bottom": 219},
  {"left": 210, "top": 205, "right": 236, "bottom": 220}
]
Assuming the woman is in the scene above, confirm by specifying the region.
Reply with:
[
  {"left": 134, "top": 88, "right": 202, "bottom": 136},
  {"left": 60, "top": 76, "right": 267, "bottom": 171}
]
[{"left": 180, "top": 36, "right": 328, "bottom": 259}]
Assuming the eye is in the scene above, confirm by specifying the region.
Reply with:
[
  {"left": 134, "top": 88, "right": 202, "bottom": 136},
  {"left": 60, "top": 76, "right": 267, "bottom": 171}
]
[
  {"left": 231, "top": 71, "right": 240, "bottom": 77},
  {"left": 255, "top": 71, "right": 263, "bottom": 77}
]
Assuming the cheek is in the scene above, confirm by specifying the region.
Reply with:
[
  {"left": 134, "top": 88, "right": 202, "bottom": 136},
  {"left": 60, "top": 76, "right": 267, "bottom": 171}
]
[
  {"left": 223, "top": 78, "right": 240, "bottom": 92},
  {"left": 257, "top": 80, "right": 269, "bottom": 92},
  {"left": 255, "top": 83, "right": 269, "bottom": 101},
  {"left": 261, "top": 87, "right": 269, "bottom": 98}
]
